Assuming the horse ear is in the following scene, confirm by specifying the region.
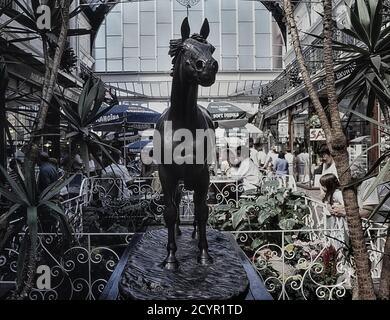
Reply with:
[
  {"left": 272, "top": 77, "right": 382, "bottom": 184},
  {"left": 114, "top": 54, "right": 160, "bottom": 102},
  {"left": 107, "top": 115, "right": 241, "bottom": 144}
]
[
  {"left": 200, "top": 18, "right": 210, "bottom": 39},
  {"left": 181, "top": 17, "right": 190, "bottom": 40}
]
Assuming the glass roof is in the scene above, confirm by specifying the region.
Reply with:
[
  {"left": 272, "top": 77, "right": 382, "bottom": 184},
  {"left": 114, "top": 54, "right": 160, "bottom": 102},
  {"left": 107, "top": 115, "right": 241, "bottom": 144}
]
[{"left": 106, "top": 80, "right": 266, "bottom": 102}]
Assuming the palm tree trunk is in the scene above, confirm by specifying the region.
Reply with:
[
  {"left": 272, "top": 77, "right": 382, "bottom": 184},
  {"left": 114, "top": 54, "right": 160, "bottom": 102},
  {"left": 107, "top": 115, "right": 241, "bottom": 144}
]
[
  {"left": 381, "top": 105, "right": 390, "bottom": 126},
  {"left": 283, "top": 0, "right": 376, "bottom": 299},
  {"left": 27, "top": 1, "right": 71, "bottom": 160},
  {"left": 322, "top": 0, "right": 375, "bottom": 299},
  {"left": 16, "top": 1, "right": 72, "bottom": 299},
  {"left": 378, "top": 228, "right": 390, "bottom": 299}
]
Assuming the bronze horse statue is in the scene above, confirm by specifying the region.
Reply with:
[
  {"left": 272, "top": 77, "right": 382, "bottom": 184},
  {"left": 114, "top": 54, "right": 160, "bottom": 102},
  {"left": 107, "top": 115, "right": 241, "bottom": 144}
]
[{"left": 154, "top": 18, "right": 218, "bottom": 269}]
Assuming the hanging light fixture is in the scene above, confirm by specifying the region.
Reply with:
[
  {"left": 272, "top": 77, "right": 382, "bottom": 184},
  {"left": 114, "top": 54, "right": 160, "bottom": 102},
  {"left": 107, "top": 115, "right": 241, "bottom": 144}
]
[{"left": 176, "top": 0, "right": 201, "bottom": 17}]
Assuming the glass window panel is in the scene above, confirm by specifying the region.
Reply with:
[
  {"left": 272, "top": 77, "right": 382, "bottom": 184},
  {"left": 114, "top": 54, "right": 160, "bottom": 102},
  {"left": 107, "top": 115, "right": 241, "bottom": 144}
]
[
  {"left": 157, "top": 54, "right": 171, "bottom": 72},
  {"left": 256, "top": 57, "right": 271, "bottom": 69},
  {"left": 239, "top": 22, "right": 253, "bottom": 46},
  {"left": 222, "top": 57, "right": 237, "bottom": 70},
  {"left": 94, "top": 48, "right": 105, "bottom": 60},
  {"left": 221, "top": 11, "right": 236, "bottom": 33},
  {"left": 173, "top": 0, "right": 186, "bottom": 10},
  {"left": 111, "top": 3, "right": 122, "bottom": 13},
  {"left": 204, "top": 0, "right": 220, "bottom": 22},
  {"left": 123, "top": 2, "right": 138, "bottom": 23},
  {"left": 141, "top": 59, "right": 156, "bottom": 72},
  {"left": 238, "top": 2, "right": 253, "bottom": 22},
  {"left": 140, "top": 11, "right": 155, "bottom": 35},
  {"left": 124, "top": 47, "right": 139, "bottom": 58},
  {"left": 208, "top": 22, "right": 220, "bottom": 46},
  {"left": 239, "top": 55, "right": 253, "bottom": 70},
  {"left": 189, "top": 11, "right": 203, "bottom": 33},
  {"left": 106, "top": 12, "right": 122, "bottom": 36},
  {"left": 95, "top": 59, "right": 106, "bottom": 72},
  {"left": 140, "top": 0, "right": 155, "bottom": 11},
  {"left": 107, "top": 59, "right": 123, "bottom": 71},
  {"left": 239, "top": 45, "right": 254, "bottom": 55},
  {"left": 273, "top": 56, "right": 283, "bottom": 69},
  {"left": 95, "top": 24, "right": 106, "bottom": 48},
  {"left": 221, "top": 0, "right": 236, "bottom": 10},
  {"left": 222, "top": 34, "right": 237, "bottom": 56},
  {"left": 255, "top": 10, "right": 270, "bottom": 33},
  {"left": 123, "top": 24, "right": 139, "bottom": 47},
  {"left": 157, "top": 0, "right": 171, "bottom": 23},
  {"left": 107, "top": 36, "right": 123, "bottom": 59},
  {"left": 157, "top": 23, "right": 171, "bottom": 47},
  {"left": 124, "top": 57, "right": 140, "bottom": 71},
  {"left": 173, "top": 11, "right": 187, "bottom": 38},
  {"left": 256, "top": 34, "right": 271, "bottom": 56},
  {"left": 140, "top": 35, "right": 155, "bottom": 58}
]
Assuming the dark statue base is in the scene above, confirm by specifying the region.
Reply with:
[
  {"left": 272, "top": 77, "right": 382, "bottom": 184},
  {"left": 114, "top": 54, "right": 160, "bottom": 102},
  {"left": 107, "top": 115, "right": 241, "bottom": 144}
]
[{"left": 118, "top": 227, "right": 249, "bottom": 300}]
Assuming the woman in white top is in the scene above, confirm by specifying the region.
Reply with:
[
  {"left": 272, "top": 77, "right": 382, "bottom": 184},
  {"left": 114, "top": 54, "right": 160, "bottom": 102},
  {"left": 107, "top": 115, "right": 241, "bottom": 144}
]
[{"left": 319, "top": 173, "right": 380, "bottom": 247}]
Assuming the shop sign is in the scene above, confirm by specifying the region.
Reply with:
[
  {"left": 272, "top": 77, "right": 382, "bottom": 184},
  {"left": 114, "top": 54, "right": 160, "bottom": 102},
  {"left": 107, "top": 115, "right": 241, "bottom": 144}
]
[{"left": 310, "top": 128, "right": 326, "bottom": 141}]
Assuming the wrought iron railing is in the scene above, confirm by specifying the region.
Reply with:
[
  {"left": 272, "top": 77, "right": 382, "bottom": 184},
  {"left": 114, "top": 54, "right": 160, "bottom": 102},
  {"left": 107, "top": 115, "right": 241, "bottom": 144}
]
[
  {"left": 0, "top": 175, "right": 387, "bottom": 300},
  {"left": 260, "top": 30, "right": 357, "bottom": 107}
]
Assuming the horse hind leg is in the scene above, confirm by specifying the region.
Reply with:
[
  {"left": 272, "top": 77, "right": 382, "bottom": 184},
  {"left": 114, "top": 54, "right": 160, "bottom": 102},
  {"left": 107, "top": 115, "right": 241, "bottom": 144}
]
[
  {"left": 174, "top": 187, "right": 182, "bottom": 237},
  {"left": 192, "top": 219, "right": 197, "bottom": 239}
]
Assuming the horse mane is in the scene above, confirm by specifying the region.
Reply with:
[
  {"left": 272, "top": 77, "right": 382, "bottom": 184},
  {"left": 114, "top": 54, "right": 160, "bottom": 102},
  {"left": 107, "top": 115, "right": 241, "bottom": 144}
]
[{"left": 168, "top": 34, "right": 208, "bottom": 76}]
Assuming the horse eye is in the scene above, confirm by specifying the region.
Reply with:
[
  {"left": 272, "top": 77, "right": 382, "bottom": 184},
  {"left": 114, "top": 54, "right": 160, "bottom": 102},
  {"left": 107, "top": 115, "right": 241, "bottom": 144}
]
[
  {"left": 210, "top": 46, "right": 216, "bottom": 54},
  {"left": 196, "top": 60, "right": 205, "bottom": 70}
]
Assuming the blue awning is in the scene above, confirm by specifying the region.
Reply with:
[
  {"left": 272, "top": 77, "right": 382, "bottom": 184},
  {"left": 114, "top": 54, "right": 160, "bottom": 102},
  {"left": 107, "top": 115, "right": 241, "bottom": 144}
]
[
  {"left": 93, "top": 104, "right": 161, "bottom": 132},
  {"left": 127, "top": 140, "right": 153, "bottom": 153}
]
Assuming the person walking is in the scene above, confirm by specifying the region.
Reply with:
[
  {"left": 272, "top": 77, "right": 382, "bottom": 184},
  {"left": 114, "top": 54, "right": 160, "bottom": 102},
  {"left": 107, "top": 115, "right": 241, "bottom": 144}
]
[
  {"left": 256, "top": 144, "right": 267, "bottom": 168},
  {"left": 285, "top": 149, "right": 294, "bottom": 176},
  {"left": 297, "top": 149, "right": 310, "bottom": 183},
  {"left": 274, "top": 152, "right": 289, "bottom": 176}
]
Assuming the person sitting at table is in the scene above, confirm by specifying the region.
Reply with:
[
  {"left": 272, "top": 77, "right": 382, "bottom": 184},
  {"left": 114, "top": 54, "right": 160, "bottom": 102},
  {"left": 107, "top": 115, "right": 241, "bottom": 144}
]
[
  {"left": 101, "top": 151, "right": 133, "bottom": 199},
  {"left": 230, "top": 146, "right": 261, "bottom": 191},
  {"left": 220, "top": 148, "right": 233, "bottom": 176}
]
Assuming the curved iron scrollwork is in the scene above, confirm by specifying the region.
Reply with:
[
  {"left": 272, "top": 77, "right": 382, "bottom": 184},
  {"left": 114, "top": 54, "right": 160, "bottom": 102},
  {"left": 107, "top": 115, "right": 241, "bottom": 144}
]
[
  {"left": 259, "top": 1, "right": 287, "bottom": 44},
  {"left": 0, "top": 232, "right": 134, "bottom": 300}
]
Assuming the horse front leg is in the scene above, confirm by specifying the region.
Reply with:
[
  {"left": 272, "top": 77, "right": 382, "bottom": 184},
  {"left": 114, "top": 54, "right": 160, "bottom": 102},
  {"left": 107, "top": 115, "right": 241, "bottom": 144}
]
[
  {"left": 163, "top": 201, "right": 179, "bottom": 270},
  {"left": 160, "top": 171, "right": 179, "bottom": 270},
  {"left": 194, "top": 184, "right": 213, "bottom": 265}
]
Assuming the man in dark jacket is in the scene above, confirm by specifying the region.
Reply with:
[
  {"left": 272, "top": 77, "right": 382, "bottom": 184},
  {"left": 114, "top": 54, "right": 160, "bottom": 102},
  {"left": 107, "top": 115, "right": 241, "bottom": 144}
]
[{"left": 38, "top": 152, "right": 59, "bottom": 194}]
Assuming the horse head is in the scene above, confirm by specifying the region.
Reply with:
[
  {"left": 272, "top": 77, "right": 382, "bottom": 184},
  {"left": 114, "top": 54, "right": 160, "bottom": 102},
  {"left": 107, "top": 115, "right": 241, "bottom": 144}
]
[{"left": 169, "top": 17, "right": 219, "bottom": 87}]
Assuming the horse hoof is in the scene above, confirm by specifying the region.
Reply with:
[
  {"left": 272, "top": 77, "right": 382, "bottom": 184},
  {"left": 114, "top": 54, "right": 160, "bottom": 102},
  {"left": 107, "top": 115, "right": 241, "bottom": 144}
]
[
  {"left": 162, "top": 252, "right": 179, "bottom": 270},
  {"left": 163, "top": 260, "right": 179, "bottom": 270},
  {"left": 198, "top": 250, "right": 213, "bottom": 265}
]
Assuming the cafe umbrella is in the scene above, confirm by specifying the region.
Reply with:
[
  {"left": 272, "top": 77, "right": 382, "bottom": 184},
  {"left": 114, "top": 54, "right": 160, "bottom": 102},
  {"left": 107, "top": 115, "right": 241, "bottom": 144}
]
[
  {"left": 206, "top": 102, "right": 248, "bottom": 129},
  {"left": 93, "top": 104, "right": 161, "bottom": 132},
  {"left": 93, "top": 104, "right": 161, "bottom": 165}
]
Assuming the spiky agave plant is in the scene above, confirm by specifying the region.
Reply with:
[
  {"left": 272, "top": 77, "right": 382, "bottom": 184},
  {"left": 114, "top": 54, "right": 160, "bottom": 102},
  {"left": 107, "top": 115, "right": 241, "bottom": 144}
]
[{"left": 0, "top": 163, "right": 75, "bottom": 299}]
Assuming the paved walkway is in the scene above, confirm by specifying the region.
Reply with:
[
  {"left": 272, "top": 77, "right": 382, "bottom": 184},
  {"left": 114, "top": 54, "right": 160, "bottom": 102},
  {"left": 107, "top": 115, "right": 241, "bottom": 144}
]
[{"left": 298, "top": 187, "right": 322, "bottom": 201}]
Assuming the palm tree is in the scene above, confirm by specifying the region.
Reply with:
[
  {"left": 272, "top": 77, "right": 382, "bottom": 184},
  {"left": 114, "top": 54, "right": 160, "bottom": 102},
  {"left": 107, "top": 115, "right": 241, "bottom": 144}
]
[
  {"left": 283, "top": 0, "right": 376, "bottom": 299},
  {"left": 329, "top": 0, "right": 390, "bottom": 125},
  {"left": 56, "top": 75, "right": 119, "bottom": 175}
]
